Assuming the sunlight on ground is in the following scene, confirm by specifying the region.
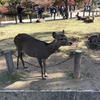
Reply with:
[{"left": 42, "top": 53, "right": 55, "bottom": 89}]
[
  {"left": 77, "top": 40, "right": 88, "bottom": 50},
  {"left": 90, "top": 54, "right": 100, "bottom": 61},
  {"left": 4, "top": 81, "right": 32, "bottom": 90}
]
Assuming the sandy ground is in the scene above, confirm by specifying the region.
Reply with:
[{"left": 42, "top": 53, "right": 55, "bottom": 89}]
[{"left": 0, "top": 48, "right": 100, "bottom": 91}]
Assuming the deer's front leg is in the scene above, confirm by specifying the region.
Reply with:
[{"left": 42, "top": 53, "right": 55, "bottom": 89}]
[
  {"left": 43, "top": 60, "right": 48, "bottom": 77},
  {"left": 38, "top": 59, "right": 46, "bottom": 80}
]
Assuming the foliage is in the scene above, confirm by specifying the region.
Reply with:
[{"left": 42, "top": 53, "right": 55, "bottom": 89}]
[
  {"left": 54, "top": 0, "right": 61, "bottom": 5},
  {"left": 0, "top": 70, "right": 23, "bottom": 83},
  {"left": 0, "top": 0, "right": 20, "bottom": 15},
  {"left": 0, "top": 0, "right": 37, "bottom": 23},
  {"left": 0, "top": 0, "right": 9, "bottom": 4},
  {"left": 74, "top": 0, "right": 84, "bottom": 3},
  {"left": 54, "top": 0, "right": 69, "bottom": 19},
  {"left": 54, "top": 0, "right": 85, "bottom": 4}
]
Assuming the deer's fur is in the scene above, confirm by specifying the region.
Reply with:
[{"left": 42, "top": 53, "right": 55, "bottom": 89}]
[
  {"left": 88, "top": 34, "right": 100, "bottom": 43},
  {"left": 84, "top": 16, "right": 94, "bottom": 23},
  {"left": 36, "top": 17, "right": 45, "bottom": 23},
  {"left": 14, "top": 30, "right": 72, "bottom": 80},
  {"left": 76, "top": 12, "right": 88, "bottom": 20}
]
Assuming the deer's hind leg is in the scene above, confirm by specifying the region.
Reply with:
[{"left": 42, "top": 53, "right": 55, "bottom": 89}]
[
  {"left": 17, "top": 53, "right": 20, "bottom": 69},
  {"left": 17, "top": 51, "right": 27, "bottom": 69}
]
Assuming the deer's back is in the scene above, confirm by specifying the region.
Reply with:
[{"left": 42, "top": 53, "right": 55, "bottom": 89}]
[{"left": 14, "top": 34, "right": 49, "bottom": 59}]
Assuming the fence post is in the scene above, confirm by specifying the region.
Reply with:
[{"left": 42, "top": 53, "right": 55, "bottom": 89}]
[
  {"left": 70, "top": 12, "right": 72, "bottom": 18},
  {"left": 89, "top": 11, "right": 91, "bottom": 16},
  {"left": 4, "top": 50, "right": 15, "bottom": 75},
  {"left": 0, "top": 14, "right": 2, "bottom": 26},
  {"left": 92, "top": 11, "right": 94, "bottom": 16},
  {"left": 73, "top": 50, "right": 82, "bottom": 79},
  {"left": 96, "top": 11, "right": 97, "bottom": 15},
  {"left": 54, "top": 13, "right": 56, "bottom": 20},
  {"left": 29, "top": 14, "right": 32, "bottom": 23},
  {"left": 83, "top": 11, "right": 85, "bottom": 17}
]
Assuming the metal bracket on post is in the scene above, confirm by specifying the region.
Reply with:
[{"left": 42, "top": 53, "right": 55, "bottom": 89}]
[{"left": 4, "top": 50, "right": 15, "bottom": 75}]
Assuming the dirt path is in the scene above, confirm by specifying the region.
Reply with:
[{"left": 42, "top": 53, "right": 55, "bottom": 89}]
[{"left": 0, "top": 49, "right": 100, "bottom": 90}]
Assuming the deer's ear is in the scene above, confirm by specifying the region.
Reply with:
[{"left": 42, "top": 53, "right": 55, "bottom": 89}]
[
  {"left": 62, "top": 30, "right": 65, "bottom": 34},
  {"left": 52, "top": 32, "right": 57, "bottom": 38}
]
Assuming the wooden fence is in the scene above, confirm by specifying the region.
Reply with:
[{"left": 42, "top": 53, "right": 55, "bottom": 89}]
[
  {"left": 69, "top": 10, "right": 100, "bottom": 18},
  {"left": 0, "top": 10, "right": 100, "bottom": 24}
]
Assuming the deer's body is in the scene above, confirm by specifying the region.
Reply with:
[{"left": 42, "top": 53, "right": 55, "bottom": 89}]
[
  {"left": 76, "top": 12, "right": 87, "bottom": 20},
  {"left": 84, "top": 16, "right": 94, "bottom": 23},
  {"left": 88, "top": 34, "right": 100, "bottom": 43},
  {"left": 14, "top": 30, "right": 72, "bottom": 80}
]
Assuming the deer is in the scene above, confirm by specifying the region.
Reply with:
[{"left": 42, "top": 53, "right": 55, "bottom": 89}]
[
  {"left": 84, "top": 16, "right": 94, "bottom": 23},
  {"left": 14, "top": 30, "right": 72, "bottom": 80},
  {"left": 36, "top": 17, "right": 45, "bottom": 23},
  {"left": 76, "top": 12, "right": 88, "bottom": 20},
  {"left": 88, "top": 34, "right": 100, "bottom": 43}
]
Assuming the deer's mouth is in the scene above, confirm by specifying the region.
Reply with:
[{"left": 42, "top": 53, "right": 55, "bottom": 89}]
[{"left": 63, "top": 42, "right": 72, "bottom": 46}]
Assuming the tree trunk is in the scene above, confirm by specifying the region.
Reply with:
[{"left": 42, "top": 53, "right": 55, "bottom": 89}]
[{"left": 64, "top": 0, "right": 69, "bottom": 19}]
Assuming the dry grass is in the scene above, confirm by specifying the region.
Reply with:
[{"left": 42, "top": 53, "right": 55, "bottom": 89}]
[{"left": 0, "top": 17, "right": 100, "bottom": 52}]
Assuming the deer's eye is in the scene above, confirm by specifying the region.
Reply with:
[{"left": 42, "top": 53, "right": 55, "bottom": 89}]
[{"left": 60, "top": 38, "right": 63, "bottom": 40}]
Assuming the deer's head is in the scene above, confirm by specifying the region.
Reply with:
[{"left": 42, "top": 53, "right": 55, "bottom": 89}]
[{"left": 52, "top": 30, "right": 72, "bottom": 46}]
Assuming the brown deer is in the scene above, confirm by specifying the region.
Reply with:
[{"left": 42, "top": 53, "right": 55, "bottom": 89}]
[
  {"left": 36, "top": 17, "right": 45, "bottom": 23},
  {"left": 88, "top": 34, "right": 100, "bottom": 43},
  {"left": 84, "top": 16, "right": 94, "bottom": 23},
  {"left": 14, "top": 30, "right": 72, "bottom": 80},
  {"left": 76, "top": 12, "right": 88, "bottom": 20}
]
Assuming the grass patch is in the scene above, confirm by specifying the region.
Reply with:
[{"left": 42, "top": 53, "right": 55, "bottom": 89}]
[
  {"left": 0, "top": 17, "right": 100, "bottom": 52},
  {"left": 0, "top": 70, "right": 23, "bottom": 83}
]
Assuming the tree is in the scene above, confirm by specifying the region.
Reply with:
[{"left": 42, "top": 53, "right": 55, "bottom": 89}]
[
  {"left": 55, "top": 0, "right": 85, "bottom": 19},
  {"left": 63, "top": 0, "right": 68, "bottom": 19},
  {"left": 0, "top": 0, "right": 22, "bottom": 23},
  {"left": 0, "top": 0, "right": 34, "bottom": 23},
  {"left": 54, "top": 0, "right": 69, "bottom": 19}
]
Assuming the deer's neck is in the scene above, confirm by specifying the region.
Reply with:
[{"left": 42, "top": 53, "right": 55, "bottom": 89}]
[{"left": 47, "top": 40, "right": 60, "bottom": 55}]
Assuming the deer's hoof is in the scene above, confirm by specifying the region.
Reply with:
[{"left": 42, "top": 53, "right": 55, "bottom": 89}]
[
  {"left": 24, "top": 67, "right": 28, "bottom": 69},
  {"left": 45, "top": 73, "right": 48, "bottom": 77},
  {"left": 42, "top": 77, "right": 46, "bottom": 80},
  {"left": 24, "top": 68, "right": 30, "bottom": 71}
]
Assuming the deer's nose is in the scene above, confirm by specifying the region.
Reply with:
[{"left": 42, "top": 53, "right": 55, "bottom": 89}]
[{"left": 69, "top": 42, "right": 72, "bottom": 45}]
